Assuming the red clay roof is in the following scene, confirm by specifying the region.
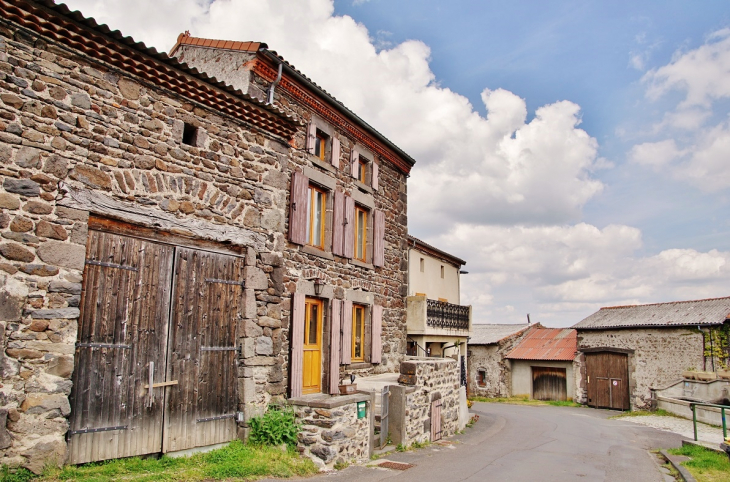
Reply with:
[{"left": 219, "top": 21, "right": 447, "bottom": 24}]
[
  {"left": 505, "top": 328, "right": 577, "bottom": 361},
  {"left": 169, "top": 32, "right": 265, "bottom": 56}
]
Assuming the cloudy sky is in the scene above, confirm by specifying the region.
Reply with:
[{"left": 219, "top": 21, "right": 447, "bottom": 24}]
[{"left": 61, "top": 0, "right": 730, "bottom": 327}]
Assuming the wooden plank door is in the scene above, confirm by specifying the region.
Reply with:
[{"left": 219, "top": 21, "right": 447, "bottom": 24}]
[
  {"left": 163, "top": 248, "right": 244, "bottom": 453},
  {"left": 586, "top": 352, "right": 629, "bottom": 410},
  {"left": 68, "top": 231, "right": 174, "bottom": 464},
  {"left": 430, "top": 398, "right": 442, "bottom": 441},
  {"left": 302, "top": 298, "right": 323, "bottom": 395},
  {"left": 532, "top": 367, "right": 567, "bottom": 401}
]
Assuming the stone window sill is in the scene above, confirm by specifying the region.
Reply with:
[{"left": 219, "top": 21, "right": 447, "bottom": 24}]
[
  {"left": 347, "top": 362, "right": 373, "bottom": 370},
  {"left": 349, "top": 258, "right": 373, "bottom": 270},
  {"left": 309, "top": 155, "right": 337, "bottom": 174},
  {"left": 302, "top": 244, "right": 334, "bottom": 261},
  {"left": 355, "top": 180, "right": 374, "bottom": 194}
]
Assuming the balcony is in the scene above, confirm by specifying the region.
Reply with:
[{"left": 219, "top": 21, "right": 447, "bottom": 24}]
[{"left": 406, "top": 296, "right": 472, "bottom": 337}]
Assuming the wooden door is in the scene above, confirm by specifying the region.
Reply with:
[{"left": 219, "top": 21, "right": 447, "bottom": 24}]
[
  {"left": 532, "top": 367, "right": 567, "bottom": 401},
  {"left": 68, "top": 231, "right": 174, "bottom": 464},
  {"left": 302, "top": 298, "right": 323, "bottom": 395},
  {"left": 586, "top": 352, "right": 630, "bottom": 410},
  {"left": 163, "top": 248, "right": 244, "bottom": 452}
]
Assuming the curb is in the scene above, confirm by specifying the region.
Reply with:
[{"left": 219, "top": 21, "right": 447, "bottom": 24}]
[{"left": 660, "top": 449, "right": 696, "bottom": 482}]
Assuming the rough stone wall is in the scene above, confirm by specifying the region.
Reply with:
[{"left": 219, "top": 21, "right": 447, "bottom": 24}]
[
  {"left": 576, "top": 328, "right": 704, "bottom": 410},
  {"left": 0, "top": 22, "right": 293, "bottom": 472},
  {"left": 292, "top": 397, "right": 370, "bottom": 470},
  {"left": 398, "top": 358, "right": 459, "bottom": 445},
  {"left": 467, "top": 330, "right": 530, "bottom": 398}
]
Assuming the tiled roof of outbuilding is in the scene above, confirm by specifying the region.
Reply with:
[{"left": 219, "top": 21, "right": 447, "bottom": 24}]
[
  {"left": 573, "top": 297, "right": 730, "bottom": 330},
  {"left": 505, "top": 328, "right": 577, "bottom": 361},
  {"left": 0, "top": 0, "right": 299, "bottom": 139},
  {"left": 469, "top": 324, "right": 531, "bottom": 345}
]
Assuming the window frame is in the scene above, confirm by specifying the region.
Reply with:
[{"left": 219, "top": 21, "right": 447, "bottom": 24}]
[
  {"left": 306, "top": 184, "right": 327, "bottom": 250},
  {"left": 314, "top": 130, "right": 328, "bottom": 162},
  {"left": 352, "top": 303, "right": 366, "bottom": 362},
  {"left": 354, "top": 204, "right": 368, "bottom": 262}
]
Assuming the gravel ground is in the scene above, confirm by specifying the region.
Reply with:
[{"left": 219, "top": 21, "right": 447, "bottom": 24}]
[{"left": 618, "top": 415, "right": 725, "bottom": 444}]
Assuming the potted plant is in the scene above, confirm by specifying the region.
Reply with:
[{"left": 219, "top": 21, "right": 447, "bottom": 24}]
[{"left": 338, "top": 374, "right": 357, "bottom": 395}]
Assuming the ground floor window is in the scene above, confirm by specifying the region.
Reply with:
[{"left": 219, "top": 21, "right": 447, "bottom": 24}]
[
  {"left": 477, "top": 370, "right": 486, "bottom": 387},
  {"left": 352, "top": 303, "right": 366, "bottom": 362}
]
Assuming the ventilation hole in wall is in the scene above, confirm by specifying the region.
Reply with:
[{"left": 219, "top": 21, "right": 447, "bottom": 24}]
[{"left": 182, "top": 123, "right": 197, "bottom": 146}]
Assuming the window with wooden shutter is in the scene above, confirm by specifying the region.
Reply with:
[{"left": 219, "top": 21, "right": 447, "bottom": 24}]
[
  {"left": 332, "top": 190, "right": 344, "bottom": 256},
  {"left": 350, "top": 149, "right": 359, "bottom": 179},
  {"left": 341, "top": 300, "right": 352, "bottom": 365},
  {"left": 373, "top": 210, "right": 385, "bottom": 267},
  {"left": 352, "top": 304, "right": 366, "bottom": 362},
  {"left": 290, "top": 293, "right": 306, "bottom": 398},
  {"left": 354, "top": 205, "right": 368, "bottom": 262},
  {"left": 372, "top": 161, "right": 379, "bottom": 190},
  {"left": 306, "top": 185, "right": 326, "bottom": 249},
  {"left": 289, "top": 172, "right": 309, "bottom": 245},
  {"left": 331, "top": 136, "right": 340, "bottom": 169},
  {"left": 371, "top": 304, "right": 383, "bottom": 364},
  {"left": 343, "top": 195, "right": 355, "bottom": 259},
  {"left": 329, "top": 300, "right": 342, "bottom": 394}
]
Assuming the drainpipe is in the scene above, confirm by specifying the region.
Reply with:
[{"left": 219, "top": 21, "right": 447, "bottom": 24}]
[{"left": 266, "top": 62, "right": 283, "bottom": 105}]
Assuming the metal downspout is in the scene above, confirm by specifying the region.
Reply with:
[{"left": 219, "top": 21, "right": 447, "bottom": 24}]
[{"left": 266, "top": 62, "right": 283, "bottom": 105}]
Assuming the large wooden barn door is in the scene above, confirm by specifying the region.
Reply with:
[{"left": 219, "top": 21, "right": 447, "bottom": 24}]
[
  {"left": 163, "top": 248, "right": 244, "bottom": 452},
  {"left": 70, "top": 231, "right": 243, "bottom": 463},
  {"left": 586, "top": 352, "right": 630, "bottom": 410},
  {"left": 532, "top": 367, "right": 567, "bottom": 401},
  {"left": 68, "top": 231, "right": 174, "bottom": 464}
]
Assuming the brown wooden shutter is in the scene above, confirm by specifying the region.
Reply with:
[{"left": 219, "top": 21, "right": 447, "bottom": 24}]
[
  {"left": 306, "top": 123, "right": 316, "bottom": 155},
  {"left": 373, "top": 210, "right": 385, "bottom": 267},
  {"left": 329, "top": 300, "right": 342, "bottom": 394},
  {"left": 331, "top": 136, "right": 340, "bottom": 169},
  {"left": 290, "top": 293, "right": 306, "bottom": 398},
  {"left": 343, "top": 195, "right": 355, "bottom": 259},
  {"left": 289, "top": 171, "right": 309, "bottom": 245},
  {"left": 372, "top": 161, "right": 379, "bottom": 190},
  {"left": 332, "top": 190, "right": 345, "bottom": 256},
  {"left": 341, "top": 300, "right": 352, "bottom": 365},
  {"left": 350, "top": 149, "right": 359, "bottom": 179},
  {"left": 371, "top": 304, "right": 382, "bottom": 364}
]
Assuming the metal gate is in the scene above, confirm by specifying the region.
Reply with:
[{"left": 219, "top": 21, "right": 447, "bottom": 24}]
[
  {"left": 68, "top": 230, "right": 243, "bottom": 464},
  {"left": 380, "top": 386, "right": 390, "bottom": 448},
  {"left": 430, "top": 398, "right": 442, "bottom": 441},
  {"left": 585, "top": 352, "right": 630, "bottom": 410}
]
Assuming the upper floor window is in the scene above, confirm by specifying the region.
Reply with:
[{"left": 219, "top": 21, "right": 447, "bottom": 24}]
[
  {"left": 357, "top": 158, "right": 367, "bottom": 183},
  {"left": 352, "top": 303, "right": 366, "bottom": 362},
  {"left": 307, "top": 185, "right": 326, "bottom": 249},
  {"left": 314, "top": 130, "right": 328, "bottom": 161},
  {"left": 354, "top": 205, "right": 368, "bottom": 262}
]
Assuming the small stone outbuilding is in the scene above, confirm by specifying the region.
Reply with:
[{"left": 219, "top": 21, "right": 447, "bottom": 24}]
[
  {"left": 467, "top": 323, "right": 534, "bottom": 398},
  {"left": 573, "top": 297, "right": 730, "bottom": 411}
]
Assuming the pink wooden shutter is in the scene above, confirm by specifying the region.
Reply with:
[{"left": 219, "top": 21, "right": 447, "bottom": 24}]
[
  {"left": 290, "top": 293, "right": 306, "bottom": 398},
  {"left": 371, "top": 304, "right": 382, "bottom": 364},
  {"left": 288, "top": 171, "right": 309, "bottom": 245},
  {"left": 343, "top": 195, "right": 355, "bottom": 259},
  {"left": 306, "top": 123, "right": 316, "bottom": 155},
  {"left": 331, "top": 136, "right": 340, "bottom": 169},
  {"left": 329, "top": 299, "right": 342, "bottom": 394},
  {"left": 372, "top": 161, "right": 379, "bottom": 190},
  {"left": 350, "top": 149, "right": 359, "bottom": 179},
  {"left": 341, "top": 300, "right": 352, "bottom": 365},
  {"left": 373, "top": 210, "right": 385, "bottom": 267},
  {"left": 332, "top": 190, "right": 345, "bottom": 256}
]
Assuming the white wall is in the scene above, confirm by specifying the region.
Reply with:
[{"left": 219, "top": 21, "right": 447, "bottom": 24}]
[
  {"left": 510, "top": 360, "right": 574, "bottom": 400},
  {"left": 408, "top": 248, "right": 460, "bottom": 303}
]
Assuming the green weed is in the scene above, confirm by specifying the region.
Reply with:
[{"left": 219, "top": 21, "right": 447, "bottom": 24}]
[
  {"left": 248, "top": 404, "right": 300, "bottom": 449},
  {"left": 668, "top": 444, "right": 730, "bottom": 482}
]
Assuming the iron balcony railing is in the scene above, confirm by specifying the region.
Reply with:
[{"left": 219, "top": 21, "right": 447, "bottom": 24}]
[{"left": 426, "top": 299, "right": 470, "bottom": 330}]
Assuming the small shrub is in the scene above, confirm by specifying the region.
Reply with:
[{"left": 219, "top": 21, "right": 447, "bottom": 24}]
[
  {"left": 0, "top": 466, "right": 35, "bottom": 482},
  {"left": 248, "top": 405, "right": 301, "bottom": 449}
]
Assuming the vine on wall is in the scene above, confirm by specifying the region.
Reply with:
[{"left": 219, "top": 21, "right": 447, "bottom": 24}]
[{"left": 703, "top": 326, "right": 730, "bottom": 370}]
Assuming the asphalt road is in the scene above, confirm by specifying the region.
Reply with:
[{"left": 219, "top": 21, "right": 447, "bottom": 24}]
[{"left": 280, "top": 402, "right": 685, "bottom": 482}]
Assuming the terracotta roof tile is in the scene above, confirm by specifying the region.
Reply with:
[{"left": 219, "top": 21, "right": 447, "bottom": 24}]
[{"left": 505, "top": 328, "right": 577, "bottom": 361}]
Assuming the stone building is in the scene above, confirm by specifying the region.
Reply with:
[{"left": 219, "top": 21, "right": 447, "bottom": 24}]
[
  {"left": 505, "top": 327, "right": 577, "bottom": 401},
  {"left": 467, "top": 323, "right": 533, "bottom": 398},
  {"left": 0, "top": 0, "right": 415, "bottom": 472},
  {"left": 405, "top": 236, "right": 471, "bottom": 366},
  {"left": 573, "top": 297, "right": 730, "bottom": 411}
]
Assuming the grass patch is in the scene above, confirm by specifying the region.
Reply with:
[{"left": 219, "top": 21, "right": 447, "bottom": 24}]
[
  {"left": 469, "top": 396, "right": 580, "bottom": 407},
  {"left": 668, "top": 444, "right": 730, "bottom": 482},
  {"left": 30, "top": 440, "right": 317, "bottom": 482},
  {"left": 610, "top": 409, "right": 681, "bottom": 419}
]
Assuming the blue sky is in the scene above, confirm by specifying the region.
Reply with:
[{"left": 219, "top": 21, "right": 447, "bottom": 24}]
[{"left": 63, "top": 0, "right": 730, "bottom": 326}]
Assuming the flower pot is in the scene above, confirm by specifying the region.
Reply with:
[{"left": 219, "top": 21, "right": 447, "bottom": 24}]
[
  {"left": 717, "top": 370, "right": 730, "bottom": 380},
  {"left": 338, "top": 384, "right": 357, "bottom": 395},
  {"left": 696, "top": 371, "right": 717, "bottom": 381},
  {"left": 682, "top": 370, "right": 697, "bottom": 380}
]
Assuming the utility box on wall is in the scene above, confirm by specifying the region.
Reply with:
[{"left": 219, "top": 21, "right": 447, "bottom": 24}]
[{"left": 357, "top": 401, "right": 367, "bottom": 419}]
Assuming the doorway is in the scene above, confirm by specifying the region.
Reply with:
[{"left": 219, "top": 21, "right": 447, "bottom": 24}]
[
  {"left": 585, "top": 352, "right": 630, "bottom": 410},
  {"left": 302, "top": 298, "right": 323, "bottom": 395}
]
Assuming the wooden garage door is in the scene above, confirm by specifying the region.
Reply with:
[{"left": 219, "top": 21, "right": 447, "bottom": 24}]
[
  {"left": 585, "top": 352, "right": 630, "bottom": 410},
  {"left": 68, "top": 231, "right": 243, "bottom": 464},
  {"left": 532, "top": 367, "right": 567, "bottom": 401}
]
